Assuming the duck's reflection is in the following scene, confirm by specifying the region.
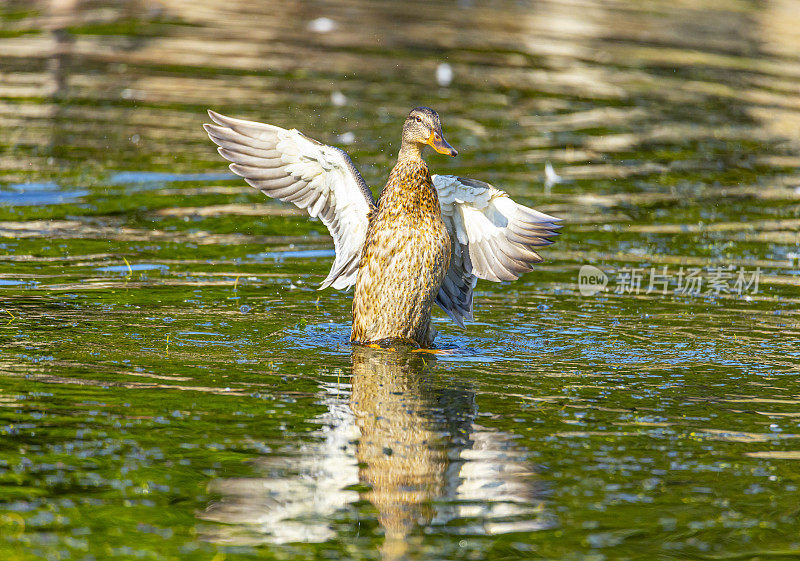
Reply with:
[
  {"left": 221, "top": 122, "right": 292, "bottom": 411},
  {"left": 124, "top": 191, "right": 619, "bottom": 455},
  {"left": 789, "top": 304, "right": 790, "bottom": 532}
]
[
  {"left": 199, "top": 346, "right": 551, "bottom": 553},
  {"left": 351, "top": 347, "right": 451, "bottom": 559}
]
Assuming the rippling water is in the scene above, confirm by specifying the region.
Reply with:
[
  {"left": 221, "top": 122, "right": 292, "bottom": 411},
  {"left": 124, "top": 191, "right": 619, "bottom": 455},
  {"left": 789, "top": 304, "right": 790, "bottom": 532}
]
[{"left": 1, "top": 0, "right": 799, "bottom": 559}]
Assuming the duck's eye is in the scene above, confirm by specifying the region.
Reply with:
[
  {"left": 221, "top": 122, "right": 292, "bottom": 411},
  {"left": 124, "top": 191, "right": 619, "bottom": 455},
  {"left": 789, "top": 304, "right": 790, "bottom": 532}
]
[{"left": 415, "top": 116, "right": 422, "bottom": 123}]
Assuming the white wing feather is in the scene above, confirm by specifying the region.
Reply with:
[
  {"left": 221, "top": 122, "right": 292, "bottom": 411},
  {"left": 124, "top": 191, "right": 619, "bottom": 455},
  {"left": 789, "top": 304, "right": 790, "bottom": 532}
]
[
  {"left": 204, "top": 110, "right": 375, "bottom": 290},
  {"left": 433, "top": 175, "right": 560, "bottom": 327}
]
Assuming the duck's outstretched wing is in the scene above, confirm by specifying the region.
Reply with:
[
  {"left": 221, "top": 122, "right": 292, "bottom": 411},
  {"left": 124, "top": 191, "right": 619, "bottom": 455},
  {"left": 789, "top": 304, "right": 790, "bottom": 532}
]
[
  {"left": 433, "top": 175, "right": 561, "bottom": 327},
  {"left": 204, "top": 110, "right": 375, "bottom": 290}
]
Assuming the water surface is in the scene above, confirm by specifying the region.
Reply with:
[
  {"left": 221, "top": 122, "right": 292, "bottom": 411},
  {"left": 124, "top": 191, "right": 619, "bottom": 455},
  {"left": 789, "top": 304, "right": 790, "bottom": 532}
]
[{"left": 1, "top": 0, "right": 799, "bottom": 559}]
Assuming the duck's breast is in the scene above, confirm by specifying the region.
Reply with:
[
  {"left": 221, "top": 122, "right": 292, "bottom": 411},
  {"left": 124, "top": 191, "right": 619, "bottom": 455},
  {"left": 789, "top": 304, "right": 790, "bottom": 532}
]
[{"left": 351, "top": 184, "right": 451, "bottom": 345}]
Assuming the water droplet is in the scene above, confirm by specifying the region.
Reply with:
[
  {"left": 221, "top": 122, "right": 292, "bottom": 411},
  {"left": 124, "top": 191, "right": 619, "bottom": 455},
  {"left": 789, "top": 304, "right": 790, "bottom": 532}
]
[
  {"left": 436, "top": 62, "right": 453, "bottom": 86},
  {"left": 308, "top": 17, "right": 336, "bottom": 33},
  {"left": 337, "top": 131, "right": 355, "bottom": 145},
  {"left": 330, "top": 90, "right": 347, "bottom": 106}
]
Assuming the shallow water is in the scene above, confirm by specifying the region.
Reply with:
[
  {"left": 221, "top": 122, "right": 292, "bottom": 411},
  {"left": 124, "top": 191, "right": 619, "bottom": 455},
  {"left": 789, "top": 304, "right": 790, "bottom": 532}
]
[{"left": 1, "top": 0, "right": 800, "bottom": 559}]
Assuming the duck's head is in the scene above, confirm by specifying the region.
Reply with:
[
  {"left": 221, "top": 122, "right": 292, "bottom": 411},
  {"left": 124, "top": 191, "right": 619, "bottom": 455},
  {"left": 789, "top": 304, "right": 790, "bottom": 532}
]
[{"left": 401, "top": 106, "right": 457, "bottom": 157}]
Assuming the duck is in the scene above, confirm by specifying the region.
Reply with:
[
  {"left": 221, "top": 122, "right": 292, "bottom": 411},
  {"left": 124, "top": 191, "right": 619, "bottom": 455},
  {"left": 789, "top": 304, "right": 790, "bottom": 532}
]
[{"left": 204, "top": 107, "right": 560, "bottom": 347}]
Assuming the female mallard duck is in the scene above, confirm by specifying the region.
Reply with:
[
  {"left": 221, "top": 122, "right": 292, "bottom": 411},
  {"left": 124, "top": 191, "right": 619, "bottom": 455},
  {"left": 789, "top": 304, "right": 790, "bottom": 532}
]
[{"left": 204, "top": 107, "right": 560, "bottom": 347}]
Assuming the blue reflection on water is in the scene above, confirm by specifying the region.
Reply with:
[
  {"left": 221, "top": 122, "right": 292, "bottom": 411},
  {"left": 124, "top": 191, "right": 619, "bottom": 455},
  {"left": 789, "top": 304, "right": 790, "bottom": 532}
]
[
  {"left": 0, "top": 182, "right": 89, "bottom": 206},
  {"left": 95, "top": 263, "right": 170, "bottom": 273},
  {"left": 248, "top": 249, "right": 336, "bottom": 262},
  {"left": 108, "top": 171, "right": 234, "bottom": 186}
]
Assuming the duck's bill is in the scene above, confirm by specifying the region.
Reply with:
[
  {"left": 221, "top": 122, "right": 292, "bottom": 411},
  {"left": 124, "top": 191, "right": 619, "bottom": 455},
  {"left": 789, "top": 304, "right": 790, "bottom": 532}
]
[{"left": 427, "top": 132, "right": 458, "bottom": 157}]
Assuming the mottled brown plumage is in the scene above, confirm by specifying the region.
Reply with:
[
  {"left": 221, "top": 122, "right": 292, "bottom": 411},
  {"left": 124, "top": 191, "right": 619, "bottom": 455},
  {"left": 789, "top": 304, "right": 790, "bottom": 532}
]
[{"left": 351, "top": 108, "right": 455, "bottom": 346}]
